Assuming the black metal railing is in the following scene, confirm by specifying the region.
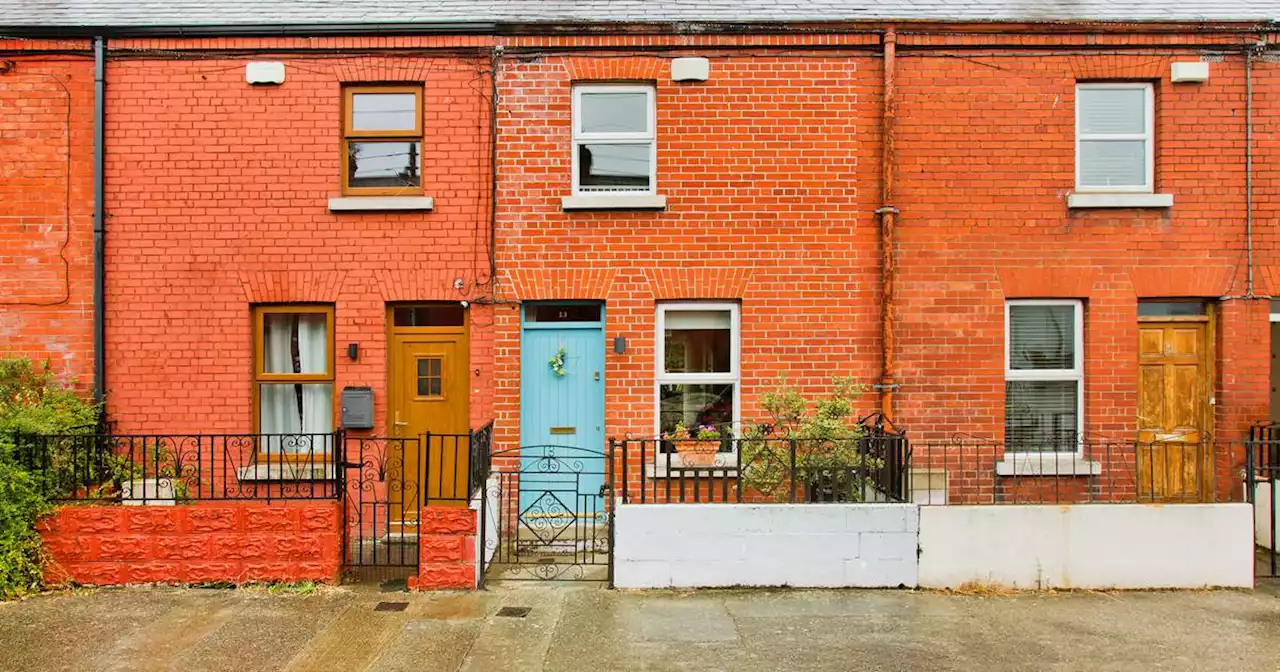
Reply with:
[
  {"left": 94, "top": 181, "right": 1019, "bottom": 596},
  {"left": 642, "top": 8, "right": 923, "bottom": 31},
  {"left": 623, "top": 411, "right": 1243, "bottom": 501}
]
[
  {"left": 617, "top": 435, "right": 910, "bottom": 504},
  {"left": 468, "top": 421, "right": 494, "bottom": 498},
  {"left": 616, "top": 436, "right": 1238, "bottom": 506},
  {"left": 9, "top": 431, "right": 341, "bottom": 502},
  {"left": 1246, "top": 426, "right": 1279, "bottom": 577}
]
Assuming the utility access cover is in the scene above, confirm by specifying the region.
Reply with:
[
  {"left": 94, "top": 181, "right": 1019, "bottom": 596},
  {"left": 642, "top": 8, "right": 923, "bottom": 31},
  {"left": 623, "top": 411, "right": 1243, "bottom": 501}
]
[{"left": 496, "top": 606, "right": 531, "bottom": 618}]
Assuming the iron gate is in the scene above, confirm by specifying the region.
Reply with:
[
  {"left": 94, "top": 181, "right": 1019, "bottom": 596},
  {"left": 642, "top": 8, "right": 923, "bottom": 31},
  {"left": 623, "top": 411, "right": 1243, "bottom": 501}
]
[
  {"left": 478, "top": 444, "right": 613, "bottom": 585},
  {"left": 340, "top": 426, "right": 491, "bottom": 582}
]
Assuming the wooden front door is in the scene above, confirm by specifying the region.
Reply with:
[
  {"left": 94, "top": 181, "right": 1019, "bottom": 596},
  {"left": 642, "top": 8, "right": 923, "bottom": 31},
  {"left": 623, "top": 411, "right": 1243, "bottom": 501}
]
[
  {"left": 389, "top": 308, "right": 469, "bottom": 519},
  {"left": 1136, "top": 319, "right": 1213, "bottom": 501}
]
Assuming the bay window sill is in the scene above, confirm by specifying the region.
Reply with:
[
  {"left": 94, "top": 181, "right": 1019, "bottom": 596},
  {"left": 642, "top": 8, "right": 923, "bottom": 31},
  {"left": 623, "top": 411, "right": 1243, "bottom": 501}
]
[
  {"left": 1066, "top": 192, "right": 1173, "bottom": 209},
  {"left": 561, "top": 194, "right": 667, "bottom": 211},
  {"left": 328, "top": 196, "right": 435, "bottom": 212},
  {"left": 995, "top": 454, "right": 1102, "bottom": 477}
]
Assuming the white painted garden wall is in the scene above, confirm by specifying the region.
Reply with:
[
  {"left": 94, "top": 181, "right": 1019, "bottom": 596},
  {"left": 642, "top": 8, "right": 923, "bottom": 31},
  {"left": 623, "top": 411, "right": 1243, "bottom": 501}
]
[
  {"left": 614, "top": 503, "right": 919, "bottom": 589},
  {"left": 917, "top": 504, "right": 1254, "bottom": 590},
  {"left": 1254, "top": 481, "right": 1278, "bottom": 550}
]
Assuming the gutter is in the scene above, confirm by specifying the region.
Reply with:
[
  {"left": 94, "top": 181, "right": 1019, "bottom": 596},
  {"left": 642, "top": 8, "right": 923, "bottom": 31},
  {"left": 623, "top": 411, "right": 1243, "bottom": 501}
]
[
  {"left": 876, "top": 27, "right": 900, "bottom": 420},
  {"left": 92, "top": 36, "right": 106, "bottom": 403}
]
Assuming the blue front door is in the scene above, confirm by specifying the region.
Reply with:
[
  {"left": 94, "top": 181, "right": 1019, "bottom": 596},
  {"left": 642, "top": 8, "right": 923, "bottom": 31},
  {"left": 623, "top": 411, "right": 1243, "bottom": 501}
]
[{"left": 520, "top": 302, "right": 606, "bottom": 512}]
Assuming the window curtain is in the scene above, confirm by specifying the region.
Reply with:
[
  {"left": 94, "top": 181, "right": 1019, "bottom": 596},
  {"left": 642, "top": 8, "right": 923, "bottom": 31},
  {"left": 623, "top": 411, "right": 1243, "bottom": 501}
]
[{"left": 260, "top": 314, "right": 332, "bottom": 452}]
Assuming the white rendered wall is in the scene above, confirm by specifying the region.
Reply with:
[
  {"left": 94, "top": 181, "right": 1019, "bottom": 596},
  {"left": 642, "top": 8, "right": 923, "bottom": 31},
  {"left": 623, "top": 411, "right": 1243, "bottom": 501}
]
[
  {"left": 614, "top": 504, "right": 919, "bottom": 589},
  {"left": 918, "top": 504, "right": 1253, "bottom": 590}
]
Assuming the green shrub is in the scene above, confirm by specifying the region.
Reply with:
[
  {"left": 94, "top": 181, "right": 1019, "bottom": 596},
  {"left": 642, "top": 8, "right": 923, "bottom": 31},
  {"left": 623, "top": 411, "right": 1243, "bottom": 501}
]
[
  {"left": 0, "top": 358, "right": 100, "bottom": 598},
  {"left": 0, "top": 359, "right": 100, "bottom": 438},
  {"left": 0, "top": 460, "right": 51, "bottom": 599}
]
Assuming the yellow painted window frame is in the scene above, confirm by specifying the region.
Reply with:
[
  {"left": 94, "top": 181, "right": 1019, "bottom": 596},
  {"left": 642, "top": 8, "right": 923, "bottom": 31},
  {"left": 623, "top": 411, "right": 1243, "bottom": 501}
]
[
  {"left": 252, "top": 305, "right": 336, "bottom": 460},
  {"left": 341, "top": 84, "right": 425, "bottom": 196}
]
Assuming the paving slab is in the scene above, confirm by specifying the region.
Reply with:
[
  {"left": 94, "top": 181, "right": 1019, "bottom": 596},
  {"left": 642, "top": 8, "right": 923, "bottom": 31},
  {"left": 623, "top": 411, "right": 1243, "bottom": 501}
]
[{"left": 3, "top": 584, "right": 1280, "bottom": 671}]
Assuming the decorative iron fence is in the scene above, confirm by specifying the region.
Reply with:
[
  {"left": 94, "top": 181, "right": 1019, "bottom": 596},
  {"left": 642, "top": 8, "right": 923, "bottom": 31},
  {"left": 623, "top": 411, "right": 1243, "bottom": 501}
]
[
  {"left": 616, "top": 435, "right": 910, "bottom": 504},
  {"left": 8, "top": 431, "right": 340, "bottom": 502},
  {"left": 616, "top": 436, "right": 1240, "bottom": 506},
  {"left": 1246, "top": 424, "right": 1279, "bottom": 578}
]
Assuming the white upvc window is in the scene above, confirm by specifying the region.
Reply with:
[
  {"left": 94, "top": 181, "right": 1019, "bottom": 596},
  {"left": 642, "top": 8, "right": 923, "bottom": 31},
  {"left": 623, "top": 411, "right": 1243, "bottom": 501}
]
[
  {"left": 572, "top": 84, "right": 656, "bottom": 196},
  {"left": 655, "top": 303, "right": 740, "bottom": 460},
  {"left": 1005, "top": 300, "right": 1084, "bottom": 454},
  {"left": 1075, "top": 82, "right": 1154, "bottom": 193}
]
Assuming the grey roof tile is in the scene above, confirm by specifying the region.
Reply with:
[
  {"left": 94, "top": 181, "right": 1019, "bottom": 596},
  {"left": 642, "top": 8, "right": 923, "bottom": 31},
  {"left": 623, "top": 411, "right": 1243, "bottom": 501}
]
[{"left": 0, "top": 0, "right": 1275, "bottom": 29}]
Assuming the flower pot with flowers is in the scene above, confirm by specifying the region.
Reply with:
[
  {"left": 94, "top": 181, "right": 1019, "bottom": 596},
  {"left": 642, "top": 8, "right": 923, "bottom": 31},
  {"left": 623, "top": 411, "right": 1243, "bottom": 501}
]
[{"left": 662, "top": 422, "right": 728, "bottom": 467}]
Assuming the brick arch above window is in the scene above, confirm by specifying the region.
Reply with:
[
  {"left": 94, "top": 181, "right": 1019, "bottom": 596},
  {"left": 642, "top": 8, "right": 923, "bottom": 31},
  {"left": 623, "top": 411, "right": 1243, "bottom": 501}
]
[
  {"left": 644, "top": 267, "right": 753, "bottom": 301},
  {"left": 329, "top": 57, "right": 440, "bottom": 84},
  {"left": 564, "top": 57, "right": 666, "bottom": 82},
  {"left": 1069, "top": 56, "right": 1165, "bottom": 81},
  {"left": 997, "top": 266, "right": 1096, "bottom": 299},
  {"left": 238, "top": 270, "right": 347, "bottom": 303}
]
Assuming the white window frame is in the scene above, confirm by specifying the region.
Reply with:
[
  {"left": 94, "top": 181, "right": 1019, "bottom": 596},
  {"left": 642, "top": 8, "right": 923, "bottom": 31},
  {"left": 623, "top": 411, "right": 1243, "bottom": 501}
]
[
  {"left": 654, "top": 302, "right": 741, "bottom": 465},
  {"left": 1004, "top": 299, "right": 1084, "bottom": 455},
  {"left": 571, "top": 84, "right": 657, "bottom": 197},
  {"left": 1075, "top": 82, "right": 1154, "bottom": 194}
]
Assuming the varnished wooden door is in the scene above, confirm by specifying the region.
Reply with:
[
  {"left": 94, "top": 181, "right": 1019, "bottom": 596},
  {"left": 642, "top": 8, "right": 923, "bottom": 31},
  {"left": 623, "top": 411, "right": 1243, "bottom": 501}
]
[
  {"left": 389, "top": 328, "right": 469, "bottom": 520},
  {"left": 1136, "top": 321, "right": 1212, "bottom": 501}
]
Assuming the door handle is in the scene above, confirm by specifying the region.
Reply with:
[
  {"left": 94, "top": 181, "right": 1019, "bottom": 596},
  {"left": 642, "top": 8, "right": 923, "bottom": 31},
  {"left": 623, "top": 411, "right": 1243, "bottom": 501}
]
[{"left": 393, "top": 411, "right": 408, "bottom": 434}]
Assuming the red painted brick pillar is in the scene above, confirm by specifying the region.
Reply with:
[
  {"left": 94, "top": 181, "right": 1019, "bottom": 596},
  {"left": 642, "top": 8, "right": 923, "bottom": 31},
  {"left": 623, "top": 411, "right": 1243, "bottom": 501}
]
[{"left": 408, "top": 507, "right": 477, "bottom": 591}]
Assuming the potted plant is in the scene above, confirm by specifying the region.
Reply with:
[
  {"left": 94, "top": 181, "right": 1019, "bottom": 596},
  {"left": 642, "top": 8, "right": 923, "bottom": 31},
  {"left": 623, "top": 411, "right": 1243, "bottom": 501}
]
[
  {"left": 662, "top": 422, "right": 728, "bottom": 467},
  {"left": 117, "top": 440, "right": 179, "bottom": 506},
  {"left": 739, "top": 377, "right": 882, "bottom": 502}
]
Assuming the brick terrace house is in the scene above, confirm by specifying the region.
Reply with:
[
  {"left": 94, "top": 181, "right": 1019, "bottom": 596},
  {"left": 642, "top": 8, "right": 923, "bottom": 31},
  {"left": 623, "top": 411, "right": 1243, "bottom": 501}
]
[{"left": 1, "top": 1, "right": 1278, "bottom": 521}]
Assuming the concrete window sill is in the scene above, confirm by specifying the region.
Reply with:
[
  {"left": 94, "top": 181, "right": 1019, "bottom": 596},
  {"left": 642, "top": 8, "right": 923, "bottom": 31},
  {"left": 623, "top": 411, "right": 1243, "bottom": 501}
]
[
  {"left": 995, "top": 454, "right": 1102, "bottom": 477},
  {"left": 561, "top": 194, "right": 667, "bottom": 211},
  {"left": 1066, "top": 192, "right": 1173, "bottom": 209},
  {"left": 328, "top": 196, "right": 435, "bottom": 212},
  {"left": 237, "top": 463, "right": 335, "bottom": 482}
]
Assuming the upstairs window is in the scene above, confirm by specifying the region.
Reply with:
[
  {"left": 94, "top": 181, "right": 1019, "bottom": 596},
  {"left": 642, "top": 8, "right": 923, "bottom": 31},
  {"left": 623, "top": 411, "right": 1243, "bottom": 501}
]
[
  {"left": 1076, "top": 83, "right": 1154, "bottom": 192},
  {"left": 342, "top": 85, "right": 423, "bottom": 195},
  {"left": 1005, "top": 300, "right": 1083, "bottom": 453},
  {"left": 572, "top": 84, "right": 656, "bottom": 196}
]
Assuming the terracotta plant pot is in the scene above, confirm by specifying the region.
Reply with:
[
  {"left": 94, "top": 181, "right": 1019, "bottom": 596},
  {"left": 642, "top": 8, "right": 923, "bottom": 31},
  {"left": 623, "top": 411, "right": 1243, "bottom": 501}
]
[{"left": 675, "top": 439, "right": 722, "bottom": 467}]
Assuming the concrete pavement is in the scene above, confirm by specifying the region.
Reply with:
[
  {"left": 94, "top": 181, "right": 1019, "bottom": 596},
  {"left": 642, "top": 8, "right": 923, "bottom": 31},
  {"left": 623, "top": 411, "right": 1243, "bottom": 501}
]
[{"left": 1, "top": 583, "right": 1279, "bottom": 671}]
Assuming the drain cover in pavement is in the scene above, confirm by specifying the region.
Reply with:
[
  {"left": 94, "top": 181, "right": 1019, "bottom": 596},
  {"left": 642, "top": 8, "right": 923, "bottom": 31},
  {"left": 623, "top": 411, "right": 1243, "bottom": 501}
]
[
  {"left": 496, "top": 606, "right": 531, "bottom": 618},
  {"left": 374, "top": 602, "right": 409, "bottom": 612}
]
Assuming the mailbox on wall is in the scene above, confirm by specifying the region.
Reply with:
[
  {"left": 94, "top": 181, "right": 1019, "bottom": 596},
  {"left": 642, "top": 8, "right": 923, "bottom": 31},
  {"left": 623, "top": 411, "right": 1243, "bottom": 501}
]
[{"left": 340, "top": 386, "right": 375, "bottom": 429}]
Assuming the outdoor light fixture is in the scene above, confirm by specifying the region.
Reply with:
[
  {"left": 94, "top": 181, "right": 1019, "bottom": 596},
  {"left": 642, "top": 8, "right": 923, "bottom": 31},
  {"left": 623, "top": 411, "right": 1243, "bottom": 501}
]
[
  {"left": 614, "top": 336, "right": 627, "bottom": 354},
  {"left": 347, "top": 343, "right": 359, "bottom": 361}
]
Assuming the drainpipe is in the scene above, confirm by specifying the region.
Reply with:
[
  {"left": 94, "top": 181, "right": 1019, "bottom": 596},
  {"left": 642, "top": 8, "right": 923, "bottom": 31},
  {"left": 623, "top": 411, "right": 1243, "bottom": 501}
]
[
  {"left": 1244, "top": 43, "right": 1255, "bottom": 298},
  {"left": 876, "top": 27, "right": 900, "bottom": 420},
  {"left": 92, "top": 36, "right": 106, "bottom": 403}
]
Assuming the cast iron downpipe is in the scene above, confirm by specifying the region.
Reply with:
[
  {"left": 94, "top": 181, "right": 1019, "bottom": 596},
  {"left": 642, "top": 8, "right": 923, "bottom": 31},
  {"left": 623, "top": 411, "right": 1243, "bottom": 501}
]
[
  {"left": 92, "top": 36, "right": 106, "bottom": 403},
  {"left": 877, "top": 27, "right": 900, "bottom": 420}
]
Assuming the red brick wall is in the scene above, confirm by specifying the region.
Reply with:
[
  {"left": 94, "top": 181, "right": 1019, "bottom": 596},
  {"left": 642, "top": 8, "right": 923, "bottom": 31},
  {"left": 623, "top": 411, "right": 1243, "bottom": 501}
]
[
  {"left": 493, "top": 51, "right": 884, "bottom": 462},
  {"left": 408, "top": 506, "right": 477, "bottom": 590},
  {"left": 491, "top": 34, "right": 1278, "bottom": 500},
  {"left": 0, "top": 46, "right": 96, "bottom": 385},
  {"left": 39, "top": 501, "right": 342, "bottom": 585},
  {"left": 100, "top": 45, "right": 494, "bottom": 434},
  {"left": 891, "top": 48, "right": 1272, "bottom": 444}
]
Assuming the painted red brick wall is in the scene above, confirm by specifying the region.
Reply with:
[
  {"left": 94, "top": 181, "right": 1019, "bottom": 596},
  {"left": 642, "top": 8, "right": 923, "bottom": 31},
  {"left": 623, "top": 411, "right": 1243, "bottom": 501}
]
[
  {"left": 100, "top": 44, "right": 494, "bottom": 434},
  {"left": 0, "top": 45, "right": 96, "bottom": 385},
  {"left": 39, "top": 501, "right": 342, "bottom": 585},
  {"left": 493, "top": 50, "right": 884, "bottom": 462},
  {"left": 407, "top": 506, "right": 477, "bottom": 590},
  {"left": 491, "top": 33, "right": 1279, "bottom": 501}
]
